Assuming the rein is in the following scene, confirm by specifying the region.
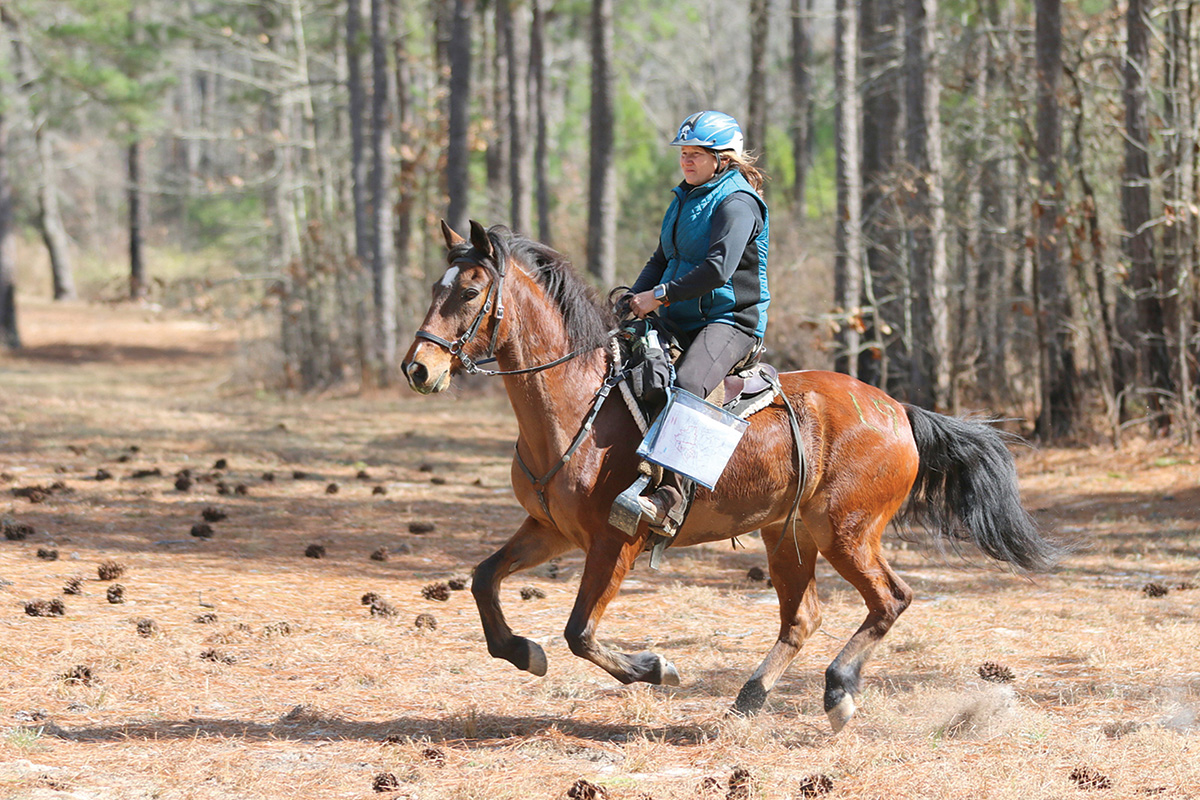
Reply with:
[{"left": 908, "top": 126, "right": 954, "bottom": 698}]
[{"left": 515, "top": 358, "right": 623, "bottom": 524}]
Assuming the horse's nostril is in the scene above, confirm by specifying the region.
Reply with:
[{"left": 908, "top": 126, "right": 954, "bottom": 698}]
[{"left": 406, "top": 361, "right": 428, "bottom": 386}]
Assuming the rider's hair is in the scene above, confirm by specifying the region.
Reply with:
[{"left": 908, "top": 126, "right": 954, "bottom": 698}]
[{"left": 717, "top": 150, "right": 767, "bottom": 195}]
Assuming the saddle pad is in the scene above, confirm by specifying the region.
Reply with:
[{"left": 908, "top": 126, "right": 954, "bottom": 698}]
[{"left": 718, "top": 364, "right": 779, "bottom": 418}]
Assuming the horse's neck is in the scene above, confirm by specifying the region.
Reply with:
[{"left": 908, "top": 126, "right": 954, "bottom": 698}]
[
  {"left": 498, "top": 320, "right": 607, "bottom": 470},
  {"left": 503, "top": 351, "right": 607, "bottom": 448}
]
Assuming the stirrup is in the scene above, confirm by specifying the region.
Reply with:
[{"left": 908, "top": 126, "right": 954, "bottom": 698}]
[{"left": 609, "top": 473, "right": 652, "bottom": 537}]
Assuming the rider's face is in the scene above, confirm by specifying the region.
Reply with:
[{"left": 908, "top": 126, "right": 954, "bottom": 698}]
[{"left": 679, "top": 146, "right": 720, "bottom": 185}]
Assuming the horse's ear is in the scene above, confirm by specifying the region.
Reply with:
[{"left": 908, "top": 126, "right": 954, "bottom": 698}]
[
  {"left": 440, "top": 220, "right": 465, "bottom": 249},
  {"left": 468, "top": 220, "right": 493, "bottom": 258}
]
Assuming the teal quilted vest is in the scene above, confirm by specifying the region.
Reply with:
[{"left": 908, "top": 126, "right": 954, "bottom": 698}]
[{"left": 658, "top": 168, "right": 769, "bottom": 336}]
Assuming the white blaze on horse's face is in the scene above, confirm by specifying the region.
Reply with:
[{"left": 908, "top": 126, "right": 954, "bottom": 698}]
[{"left": 438, "top": 266, "right": 460, "bottom": 289}]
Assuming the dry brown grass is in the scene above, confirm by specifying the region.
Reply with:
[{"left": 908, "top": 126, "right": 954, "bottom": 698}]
[{"left": 1, "top": 298, "right": 1198, "bottom": 799}]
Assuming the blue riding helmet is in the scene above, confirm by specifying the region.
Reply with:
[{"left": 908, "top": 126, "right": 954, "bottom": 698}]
[{"left": 670, "top": 111, "right": 745, "bottom": 156}]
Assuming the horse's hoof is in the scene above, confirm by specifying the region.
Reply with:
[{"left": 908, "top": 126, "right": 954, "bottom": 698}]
[
  {"left": 826, "top": 694, "right": 856, "bottom": 733},
  {"left": 519, "top": 639, "right": 548, "bottom": 677},
  {"left": 732, "top": 680, "right": 768, "bottom": 716},
  {"left": 659, "top": 658, "right": 681, "bottom": 687}
]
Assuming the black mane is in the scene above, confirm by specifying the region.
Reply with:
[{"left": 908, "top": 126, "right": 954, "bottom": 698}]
[{"left": 450, "top": 227, "right": 616, "bottom": 351}]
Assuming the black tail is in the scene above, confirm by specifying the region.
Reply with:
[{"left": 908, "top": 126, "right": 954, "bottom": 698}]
[{"left": 901, "top": 405, "right": 1062, "bottom": 572}]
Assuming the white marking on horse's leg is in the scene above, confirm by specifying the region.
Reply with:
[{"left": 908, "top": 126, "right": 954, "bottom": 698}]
[
  {"left": 827, "top": 694, "right": 857, "bottom": 733},
  {"left": 438, "top": 266, "right": 459, "bottom": 287},
  {"left": 658, "top": 657, "right": 681, "bottom": 686}
]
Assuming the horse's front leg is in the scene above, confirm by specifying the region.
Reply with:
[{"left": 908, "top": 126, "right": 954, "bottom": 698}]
[
  {"left": 563, "top": 532, "right": 680, "bottom": 686},
  {"left": 472, "top": 516, "right": 573, "bottom": 676}
]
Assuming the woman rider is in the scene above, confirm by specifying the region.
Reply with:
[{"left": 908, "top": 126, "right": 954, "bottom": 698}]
[{"left": 625, "top": 110, "right": 770, "bottom": 529}]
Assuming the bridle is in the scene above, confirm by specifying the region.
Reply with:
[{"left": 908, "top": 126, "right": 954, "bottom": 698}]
[
  {"left": 413, "top": 231, "right": 595, "bottom": 377},
  {"left": 412, "top": 230, "right": 508, "bottom": 374}
]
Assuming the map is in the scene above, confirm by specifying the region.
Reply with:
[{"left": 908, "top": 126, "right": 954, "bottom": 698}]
[{"left": 638, "top": 392, "right": 748, "bottom": 489}]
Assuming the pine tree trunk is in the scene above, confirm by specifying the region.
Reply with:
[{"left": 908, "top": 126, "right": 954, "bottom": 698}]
[
  {"left": 446, "top": 0, "right": 474, "bottom": 233},
  {"left": 128, "top": 139, "right": 146, "bottom": 300},
  {"left": 486, "top": 6, "right": 506, "bottom": 208},
  {"left": 903, "top": 0, "right": 947, "bottom": 408},
  {"left": 287, "top": 0, "right": 332, "bottom": 220},
  {"left": 501, "top": 0, "right": 531, "bottom": 233},
  {"left": 370, "top": 0, "right": 396, "bottom": 383},
  {"left": 834, "top": 0, "right": 861, "bottom": 377},
  {"left": 977, "top": 0, "right": 1015, "bottom": 406},
  {"left": 1124, "top": 0, "right": 1172, "bottom": 434},
  {"left": 1035, "top": 0, "right": 1076, "bottom": 436},
  {"left": 347, "top": 0, "right": 370, "bottom": 262},
  {"left": 1066, "top": 66, "right": 1119, "bottom": 442},
  {"left": 956, "top": 23, "right": 988, "bottom": 414},
  {"left": 35, "top": 126, "right": 76, "bottom": 301},
  {"left": 586, "top": 0, "right": 616, "bottom": 285},
  {"left": 126, "top": 6, "right": 146, "bottom": 301},
  {"left": 790, "top": 0, "right": 813, "bottom": 215},
  {"left": 1161, "top": 1, "right": 1190, "bottom": 441},
  {"left": 0, "top": 90, "right": 18, "bottom": 350},
  {"left": 859, "top": 0, "right": 900, "bottom": 388},
  {"left": 1163, "top": 1, "right": 1197, "bottom": 441},
  {"left": 747, "top": 0, "right": 770, "bottom": 172},
  {"left": 392, "top": 2, "right": 416, "bottom": 293},
  {"left": 267, "top": 9, "right": 304, "bottom": 266},
  {"left": 178, "top": 5, "right": 203, "bottom": 209},
  {"left": 531, "top": 0, "right": 552, "bottom": 243}
]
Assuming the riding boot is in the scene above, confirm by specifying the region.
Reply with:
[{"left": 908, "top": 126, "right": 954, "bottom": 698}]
[{"left": 638, "top": 469, "right": 685, "bottom": 535}]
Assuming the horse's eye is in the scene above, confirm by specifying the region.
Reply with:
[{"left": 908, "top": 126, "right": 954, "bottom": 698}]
[{"left": 461, "top": 287, "right": 480, "bottom": 301}]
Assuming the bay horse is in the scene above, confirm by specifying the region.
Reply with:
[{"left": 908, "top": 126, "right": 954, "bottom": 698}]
[{"left": 402, "top": 221, "right": 1060, "bottom": 732}]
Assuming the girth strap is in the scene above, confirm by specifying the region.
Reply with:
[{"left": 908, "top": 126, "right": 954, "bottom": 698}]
[{"left": 767, "top": 372, "right": 808, "bottom": 564}]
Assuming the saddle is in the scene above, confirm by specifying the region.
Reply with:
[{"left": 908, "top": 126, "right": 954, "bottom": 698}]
[
  {"left": 710, "top": 363, "right": 780, "bottom": 417},
  {"left": 613, "top": 318, "right": 779, "bottom": 427}
]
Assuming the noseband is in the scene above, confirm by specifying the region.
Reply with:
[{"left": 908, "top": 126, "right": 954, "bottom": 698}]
[{"left": 413, "top": 231, "right": 598, "bottom": 377}]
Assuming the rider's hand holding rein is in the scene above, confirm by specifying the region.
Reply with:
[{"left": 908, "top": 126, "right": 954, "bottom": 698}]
[{"left": 628, "top": 289, "right": 663, "bottom": 319}]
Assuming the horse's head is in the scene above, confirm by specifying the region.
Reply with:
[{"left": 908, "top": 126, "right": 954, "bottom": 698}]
[{"left": 402, "top": 220, "right": 508, "bottom": 394}]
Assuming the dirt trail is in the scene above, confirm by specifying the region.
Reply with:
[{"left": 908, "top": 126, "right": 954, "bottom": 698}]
[{"left": 1, "top": 300, "right": 1198, "bottom": 800}]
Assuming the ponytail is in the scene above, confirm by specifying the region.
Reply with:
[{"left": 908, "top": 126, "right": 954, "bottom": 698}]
[{"left": 718, "top": 150, "right": 767, "bottom": 195}]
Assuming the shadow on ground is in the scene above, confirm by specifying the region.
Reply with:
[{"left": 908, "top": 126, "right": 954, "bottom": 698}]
[
  {"left": 43, "top": 711, "right": 722, "bottom": 747},
  {"left": 13, "top": 342, "right": 229, "bottom": 365}
]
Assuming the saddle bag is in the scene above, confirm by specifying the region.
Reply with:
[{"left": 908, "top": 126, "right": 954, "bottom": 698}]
[{"left": 622, "top": 318, "right": 676, "bottom": 415}]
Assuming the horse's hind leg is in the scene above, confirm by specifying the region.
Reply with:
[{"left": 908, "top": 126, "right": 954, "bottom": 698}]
[
  {"left": 563, "top": 533, "right": 680, "bottom": 686},
  {"left": 472, "top": 515, "right": 573, "bottom": 676},
  {"left": 732, "top": 523, "right": 821, "bottom": 715},
  {"left": 819, "top": 516, "right": 913, "bottom": 732}
]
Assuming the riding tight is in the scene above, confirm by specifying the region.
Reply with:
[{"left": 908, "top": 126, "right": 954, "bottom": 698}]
[{"left": 675, "top": 323, "right": 759, "bottom": 400}]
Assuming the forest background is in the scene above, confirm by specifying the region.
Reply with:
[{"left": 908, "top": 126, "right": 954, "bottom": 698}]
[{"left": 0, "top": 0, "right": 1197, "bottom": 445}]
